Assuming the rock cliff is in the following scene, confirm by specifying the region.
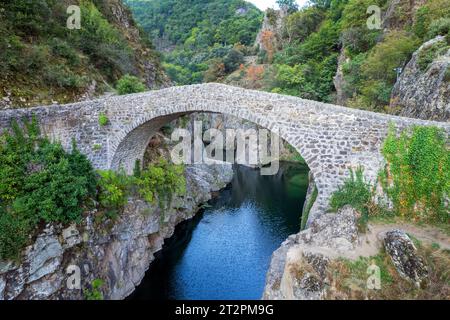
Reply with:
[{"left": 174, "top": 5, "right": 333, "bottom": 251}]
[
  {"left": 0, "top": 163, "right": 233, "bottom": 300},
  {"left": 390, "top": 36, "right": 450, "bottom": 121}
]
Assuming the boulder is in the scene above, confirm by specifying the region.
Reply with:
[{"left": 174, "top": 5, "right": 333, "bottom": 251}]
[
  {"left": 297, "top": 205, "right": 359, "bottom": 252},
  {"left": 382, "top": 229, "right": 428, "bottom": 287},
  {"left": 291, "top": 252, "right": 330, "bottom": 300}
]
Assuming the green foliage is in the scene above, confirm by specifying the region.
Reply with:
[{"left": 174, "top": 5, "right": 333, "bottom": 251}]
[
  {"left": 0, "top": 118, "right": 97, "bottom": 260},
  {"left": 300, "top": 185, "right": 318, "bottom": 231},
  {"left": 0, "top": 210, "right": 32, "bottom": 262},
  {"left": 133, "top": 159, "right": 142, "bottom": 178},
  {"left": 361, "top": 31, "right": 419, "bottom": 84},
  {"left": 97, "top": 169, "right": 131, "bottom": 217},
  {"left": 330, "top": 168, "right": 373, "bottom": 231},
  {"left": 84, "top": 279, "right": 104, "bottom": 300},
  {"left": 98, "top": 113, "right": 109, "bottom": 126},
  {"left": 412, "top": 0, "right": 450, "bottom": 40},
  {"left": 427, "top": 18, "right": 450, "bottom": 39},
  {"left": 116, "top": 74, "right": 147, "bottom": 95},
  {"left": 346, "top": 31, "right": 419, "bottom": 110},
  {"left": 273, "top": 52, "right": 338, "bottom": 102},
  {"left": 135, "top": 158, "right": 186, "bottom": 209},
  {"left": 284, "top": 7, "right": 325, "bottom": 43},
  {"left": 380, "top": 126, "right": 449, "bottom": 223},
  {"left": 97, "top": 157, "right": 186, "bottom": 218},
  {"left": 125, "top": 0, "right": 263, "bottom": 84},
  {"left": 276, "top": 0, "right": 299, "bottom": 13},
  {"left": 223, "top": 48, "right": 245, "bottom": 73},
  {"left": 417, "top": 40, "right": 450, "bottom": 72},
  {"left": 0, "top": 0, "right": 159, "bottom": 106},
  {"left": 341, "top": 0, "right": 386, "bottom": 29}
]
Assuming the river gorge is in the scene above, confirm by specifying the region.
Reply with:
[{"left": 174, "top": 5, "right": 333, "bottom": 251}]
[{"left": 129, "top": 163, "right": 309, "bottom": 300}]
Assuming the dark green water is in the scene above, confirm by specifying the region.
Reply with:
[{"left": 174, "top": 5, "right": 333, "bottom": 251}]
[{"left": 129, "top": 162, "right": 309, "bottom": 300}]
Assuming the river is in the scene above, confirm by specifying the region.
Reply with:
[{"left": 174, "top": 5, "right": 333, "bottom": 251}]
[{"left": 129, "top": 162, "right": 309, "bottom": 300}]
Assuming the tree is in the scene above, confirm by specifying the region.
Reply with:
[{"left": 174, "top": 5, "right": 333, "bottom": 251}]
[
  {"left": 276, "top": 0, "right": 299, "bottom": 12},
  {"left": 284, "top": 7, "right": 325, "bottom": 44},
  {"left": 116, "top": 75, "right": 147, "bottom": 95},
  {"left": 223, "top": 48, "right": 245, "bottom": 72}
]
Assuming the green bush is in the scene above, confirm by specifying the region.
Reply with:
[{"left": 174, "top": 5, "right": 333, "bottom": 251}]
[
  {"left": 361, "top": 31, "right": 419, "bottom": 84},
  {"left": 427, "top": 18, "right": 450, "bottom": 39},
  {"left": 0, "top": 117, "right": 97, "bottom": 260},
  {"left": 116, "top": 74, "right": 147, "bottom": 95},
  {"left": 417, "top": 40, "right": 449, "bottom": 71},
  {"left": 330, "top": 168, "right": 373, "bottom": 231},
  {"left": 84, "top": 279, "right": 104, "bottom": 300},
  {"left": 136, "top": 158, "right": 186, "bottom": 209},
  {"left": 97, "top": 169, "right": 131, "bottom": 216},
  {"left": 300, "top": 185, "right": 318, "bottom": 231},
  {"left": 98, "top": 113, "right": 109, "bottom": 126},
  {"left": 413, "top": 0, "right": 450, "bottom": 39},
  {"left": 223, "top": 48, "right": 244, "bottom": 73},
  {"left": 0, "top": 211, "right": 32, "bottom": 262},
  {"left": 380, "top": 125, "right": 449, "bottom": 223}
]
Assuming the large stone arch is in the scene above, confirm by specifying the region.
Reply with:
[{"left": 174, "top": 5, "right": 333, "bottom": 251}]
[{"left": 0, "top": 83, "right": 448, "bottom": 225}]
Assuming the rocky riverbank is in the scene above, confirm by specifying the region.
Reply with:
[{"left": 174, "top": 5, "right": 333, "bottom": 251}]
[
  {"left": 263, "top": 206, "right": 450, "bottom": 300},
  {"left": 0, "top": 163, "right": 233, "bottom": 300}
]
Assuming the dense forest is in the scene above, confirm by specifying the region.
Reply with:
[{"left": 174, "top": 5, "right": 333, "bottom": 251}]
[
  {"left": 125, "top": 0, "right": 263, "bottom": 84},
  {"left": 126, "top": 0, "right": 449, "bottom": 112},
  {"left": 0, "top": 0, "right": 167, "bottom": 107},
  {"left": 262, "top": 0, "right": 450, "bottom": 110}
]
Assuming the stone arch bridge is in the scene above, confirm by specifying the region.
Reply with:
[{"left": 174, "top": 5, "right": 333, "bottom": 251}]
[{"left": 0, "top": 84, "right": 448, "bottom": 223}]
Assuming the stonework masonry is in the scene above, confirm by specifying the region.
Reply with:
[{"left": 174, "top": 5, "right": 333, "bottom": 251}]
[{"left": 0, "top": 83, "right": 448, "bottom": 225}]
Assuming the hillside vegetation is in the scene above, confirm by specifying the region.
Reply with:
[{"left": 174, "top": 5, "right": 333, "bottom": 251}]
[
  {"left": 125, "top": 0, "right": 263, "bottom": 84},
  {"left": 0, "top": 0, "right": 167, "bottom": 108},
  {"left": 124, "top": 0, "right": 449, "bottom": 113},
  {"left": 246, "top": 0, "right": 450, "bottom": 111}
]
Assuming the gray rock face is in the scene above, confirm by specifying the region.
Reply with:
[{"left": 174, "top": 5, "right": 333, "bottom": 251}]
[
  {"left": 263, "top": 206, "right": 359, "bottom": 300},
  {"left": 390, "top": 36, "right": 450, "bottom": 121},
  {"left": 0, "top": 163, "right": 233, "bottom": 300},
  {"left": 297, "top": 205, "right": 359, "bottom": 252},
  {"left": 382, "top": 229, "right": 428, "bottom": 287},
  {"left": 301, "top": 172, "right": 317, "bottom": 229},
  {"left": 254, "top": 9, "right": 287, "bottom": 52},
  {"left": 291, "top": 252, "right": 330, "bottom": 300},
  {"left": 333, "top": 49, "right": 350, "bottom": 106}
]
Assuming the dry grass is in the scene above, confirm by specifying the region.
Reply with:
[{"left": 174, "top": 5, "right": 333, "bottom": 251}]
[{"left": 324, "top": 244, "right": 450, "bottom": 300}]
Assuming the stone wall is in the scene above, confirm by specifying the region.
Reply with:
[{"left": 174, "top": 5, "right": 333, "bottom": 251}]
[{"left": 0, "top": 84, "right": 448, "bottom": 225}]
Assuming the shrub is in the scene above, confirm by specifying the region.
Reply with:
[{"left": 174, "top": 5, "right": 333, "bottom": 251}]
[
  {"left": 417, "top": 40, "right": 449, "bottom": 71},
  {"left": 98, "top": 113, "right": 109, "bottom": 126},
  {"left": 136, "top": 158, "right": 186, "bottom": 209},
  {"left": 116, "top": 74, "right": 146, "bottom": 95},
  {"left": 84, "top": 279, "right": 104, "bottom": 300},
  {"left": 97, "top": 169, "right": 131, "bottom": 216},
  {"left": 300, "top": 185, "right": 318, "bottom": 231},
  {"left": 380, "top": 125, "right": 449, "bottom": 223},
  {"left": 361, "top": 31, "right": 419, "bottom": 84},
  {"left": 427, "top": 18, "right": 450, "bottom": 39},
  {"left": 0, "top": 118, "right": 97, "bottom": 260},
  {"left": 223, "top": 48, "right": 244, "bottom": 73},
  {"left": 413, "top": 0, "right": 450, "bottom": 39},
  {"left": 330, "top": 168, "right": 373, "bottom": 231},
  {"left": 0, "top": 211, "right": 32, "bottom": 262},
  {"left": 284, "top": 7, "right": 324, "bottom": 44}
]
